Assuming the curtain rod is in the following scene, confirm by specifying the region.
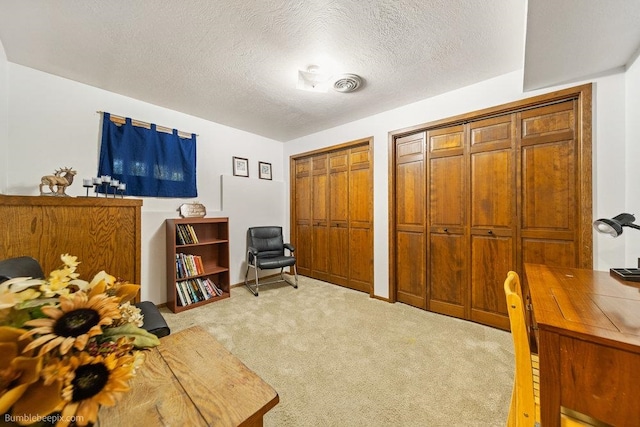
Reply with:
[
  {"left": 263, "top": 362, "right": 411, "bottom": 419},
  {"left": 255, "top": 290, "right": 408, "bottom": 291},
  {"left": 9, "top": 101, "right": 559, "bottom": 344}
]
[{"left": 97, "top": 111, "right": 199, "bottom": 138}]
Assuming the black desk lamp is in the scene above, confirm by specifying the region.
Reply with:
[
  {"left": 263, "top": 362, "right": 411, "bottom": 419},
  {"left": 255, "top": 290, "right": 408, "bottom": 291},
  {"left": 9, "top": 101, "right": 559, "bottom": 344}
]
[
  {"left": 593, "top": 213, "right": 640, "bottom": 281},
  {"left": 593, "top": 213, "right": 640, "bottom": 237}
]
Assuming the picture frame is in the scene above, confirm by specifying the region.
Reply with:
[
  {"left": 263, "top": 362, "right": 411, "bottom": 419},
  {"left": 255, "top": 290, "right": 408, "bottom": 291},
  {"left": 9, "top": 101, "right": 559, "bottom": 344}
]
[
  {"left": 233, "top": 156, "right": 249, "bottom": 177},
  {"left": 258, "top": 161, "right": 272, "bottom": 180}
]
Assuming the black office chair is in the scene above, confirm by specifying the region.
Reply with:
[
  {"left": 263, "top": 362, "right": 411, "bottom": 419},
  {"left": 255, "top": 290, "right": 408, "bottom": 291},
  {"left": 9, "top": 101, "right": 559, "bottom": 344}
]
[
  {"left": 0, "top": 256, "right": 44, "bottom": 282},
  {"left": 244, "top": 226, "right": 298, "bottom": 296}
]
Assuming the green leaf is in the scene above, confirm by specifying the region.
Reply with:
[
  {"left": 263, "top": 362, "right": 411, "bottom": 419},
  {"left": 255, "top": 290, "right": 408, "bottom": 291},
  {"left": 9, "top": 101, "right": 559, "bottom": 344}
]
[{"left": 101, "top": 323, "right": 160, "bottom": 348}]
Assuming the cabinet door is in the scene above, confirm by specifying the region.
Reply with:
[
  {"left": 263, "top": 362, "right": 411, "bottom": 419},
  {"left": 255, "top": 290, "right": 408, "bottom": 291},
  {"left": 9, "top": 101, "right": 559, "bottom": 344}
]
[
  {"left": 329, "top": 150, "right": 349, "bottom": 286},
  {"left": 427, "top": 125, "right": 467, "bottom": 316},
  {"left": 468, "top": 115, "right": 515, "bottom": 329},
  {"left": 311, "top": 154, "right": 330, "bottom": 281},
  {"left": 395, "top": 133, "right": 427, "bottom": 308},
  {"left": 293, "top": 158, "right": 312, "bottom": 276},
  {"left": 519, "top": 100, "right": 579, "bottom": 268},
  {"left": 348, "top": 145, "right": 373, "bottom": 293}
]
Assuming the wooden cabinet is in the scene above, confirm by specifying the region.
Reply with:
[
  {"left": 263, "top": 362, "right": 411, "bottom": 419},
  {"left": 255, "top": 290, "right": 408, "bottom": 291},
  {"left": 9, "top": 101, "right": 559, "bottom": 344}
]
[
  {"left": 0, "top": 195, "right": 142, "bottom": 301},
  {"left": 165, "top": 217, "right": 229, "bottom": 313},
  {"left": 390, "top": 85, "right": 592, "bottom": 330},
  {"left": 291, "top": 138, "right": 373, "bottom": 294}
]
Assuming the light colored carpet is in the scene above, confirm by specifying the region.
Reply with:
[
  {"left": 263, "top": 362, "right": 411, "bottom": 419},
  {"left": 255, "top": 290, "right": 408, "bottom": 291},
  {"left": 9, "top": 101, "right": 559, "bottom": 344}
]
[{"left": 159, "top": 276, "right": 514, "bottom": 427}]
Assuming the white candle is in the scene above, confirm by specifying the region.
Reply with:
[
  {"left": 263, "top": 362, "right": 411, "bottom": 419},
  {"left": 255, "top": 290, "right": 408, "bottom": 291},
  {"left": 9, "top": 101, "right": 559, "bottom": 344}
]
[
  {"left": 110, "top": 179, "right": 120, "bottom": 187},
  {"left": 118, "top": 183, "right": 126, "bottom": 190},
  {"left": 101, "top": 175, "right": 111, "bottom": 183},
  {"left": 83, "top": 179, "right": 92, "bottom": 186},
  {"left": 92, "top": 177, "right": 101, "bottom": 185}
]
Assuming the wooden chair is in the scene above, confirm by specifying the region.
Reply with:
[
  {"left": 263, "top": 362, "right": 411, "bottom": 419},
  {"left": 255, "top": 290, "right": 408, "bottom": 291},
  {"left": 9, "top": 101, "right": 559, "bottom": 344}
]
[{"left": 504, "top": 271, "right": 609, "bottom": 427}]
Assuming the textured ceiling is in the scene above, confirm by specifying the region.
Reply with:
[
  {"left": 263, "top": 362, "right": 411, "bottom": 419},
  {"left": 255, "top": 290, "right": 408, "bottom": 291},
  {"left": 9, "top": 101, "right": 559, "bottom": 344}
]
[
  {"left": 524, "top": 0, "right": 640, "bottom": 90},
  {"left": 0, "top": 1, "right": 638, "bottom": 142}
]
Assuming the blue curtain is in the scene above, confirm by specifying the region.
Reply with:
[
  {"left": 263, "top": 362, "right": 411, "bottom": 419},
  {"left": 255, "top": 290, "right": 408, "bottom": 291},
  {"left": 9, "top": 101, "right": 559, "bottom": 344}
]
[{"left": 98, "top": 113, "right": 197, "bottom": 197}]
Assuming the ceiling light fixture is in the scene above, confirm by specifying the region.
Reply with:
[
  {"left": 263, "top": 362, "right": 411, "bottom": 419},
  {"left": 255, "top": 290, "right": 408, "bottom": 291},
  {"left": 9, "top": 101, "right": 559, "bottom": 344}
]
[
  {"left": 297, "top": 65, "right": 363, "bottom": 94},
  {"left": 297, "top": 65, "right": 331, "bottom": 93}
]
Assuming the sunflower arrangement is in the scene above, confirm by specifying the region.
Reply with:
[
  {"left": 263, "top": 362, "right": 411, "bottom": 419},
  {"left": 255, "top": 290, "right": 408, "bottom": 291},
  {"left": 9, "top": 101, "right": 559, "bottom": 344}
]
[{"left": 0, "top": 254, "right": 159, "bottom": 427}]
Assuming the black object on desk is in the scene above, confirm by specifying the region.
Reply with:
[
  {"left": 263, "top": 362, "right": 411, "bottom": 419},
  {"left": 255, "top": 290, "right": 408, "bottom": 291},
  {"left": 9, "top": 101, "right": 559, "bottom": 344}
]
[{"left": 610, "top": 267, "right": 640, "bottom": 282}]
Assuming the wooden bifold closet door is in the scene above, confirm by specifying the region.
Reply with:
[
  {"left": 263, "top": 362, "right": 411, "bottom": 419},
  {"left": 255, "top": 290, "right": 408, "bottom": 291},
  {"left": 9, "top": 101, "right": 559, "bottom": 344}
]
[
  {"left": 389, "top": 85, "right": 592, "bottom": 330},
  {"left": 291, "top": 138, "right": 373, "bottom": 294}
]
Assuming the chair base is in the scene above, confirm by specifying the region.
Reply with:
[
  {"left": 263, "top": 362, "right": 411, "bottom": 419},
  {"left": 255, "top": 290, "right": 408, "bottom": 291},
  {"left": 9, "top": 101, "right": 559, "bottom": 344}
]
[{"left": 244, "top": 266, "right": 298, "bottom": 296}]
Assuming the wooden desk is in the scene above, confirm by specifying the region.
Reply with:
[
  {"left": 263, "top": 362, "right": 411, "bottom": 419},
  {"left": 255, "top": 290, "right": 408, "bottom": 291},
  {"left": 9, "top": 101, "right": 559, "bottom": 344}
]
[
  {"left": 99, "top": 326, "right": 279, "bottom": 426},
  {"left": 524, "top": 263, "right": 640, "bottom": 427}
]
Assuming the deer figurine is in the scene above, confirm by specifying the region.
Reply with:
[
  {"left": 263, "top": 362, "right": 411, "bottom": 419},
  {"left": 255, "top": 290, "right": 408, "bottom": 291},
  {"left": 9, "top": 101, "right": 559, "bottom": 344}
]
[{"left": 39, "top": 167, "right": 77, "bottom": 196}]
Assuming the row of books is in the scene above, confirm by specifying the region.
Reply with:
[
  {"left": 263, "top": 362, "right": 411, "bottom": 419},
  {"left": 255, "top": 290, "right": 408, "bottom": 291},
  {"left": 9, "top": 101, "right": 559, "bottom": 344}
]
[
  {"left": 176, "top": 253, "right": 204, "bottom": 279},
  {"left": 176, "top": 223, "right": 199, "bottom": 245},
  {"left": 176, "top": 277, "right": 224, "bottom": 306}
]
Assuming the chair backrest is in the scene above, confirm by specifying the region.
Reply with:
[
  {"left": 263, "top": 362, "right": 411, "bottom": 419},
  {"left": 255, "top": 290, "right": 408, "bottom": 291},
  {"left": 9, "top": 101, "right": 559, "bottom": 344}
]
[
  {"left": 0, "top": 256, "right": 45, "bottom": 283},
  {"left": 247, "top": 226, "right": 285, "bottom": 258},
  {"left": 504, "top": 271, "right": 537, "bottom": 426}
]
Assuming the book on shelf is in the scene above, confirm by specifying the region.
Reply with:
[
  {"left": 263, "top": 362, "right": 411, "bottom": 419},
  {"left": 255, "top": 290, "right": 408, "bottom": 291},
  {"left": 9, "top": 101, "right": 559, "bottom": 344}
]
[
  {"left": 176, "top": 224, "right": 200, "bottom": 245},
  {"left": 176, "top": 281, "right": 188, "bottom": 306},
  {"left": 175, "top": 277, "right": 225, "bottom": 306},
  {"left": 187, "top": 224, "right": 199, "bottom": 243},
  {"left": 176, "top": 253, "right": 205, "bottom": 278}
]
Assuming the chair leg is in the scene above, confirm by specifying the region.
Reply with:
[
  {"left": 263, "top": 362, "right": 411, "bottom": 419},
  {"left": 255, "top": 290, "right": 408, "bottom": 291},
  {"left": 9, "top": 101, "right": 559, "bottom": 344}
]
[
  {"left": 244, "top": 264, "right": 258, "bottom": 296},
  {"left": 292, "top": 264, "right": 298, "bottom": 288},
  {"left": 281, "top": 266, "right": 298, "bottom": 289},
  {"left": 253, "top": 263, "right": 259, "bottom": 296}
]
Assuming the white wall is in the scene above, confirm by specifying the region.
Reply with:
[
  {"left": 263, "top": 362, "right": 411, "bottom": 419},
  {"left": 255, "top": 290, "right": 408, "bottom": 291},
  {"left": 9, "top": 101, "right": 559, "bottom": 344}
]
[
  {"left": 626, "top": 52, "right": 640, "bottom": 267},
  {"left": 2, "top": 59, "right": 633, "bottom": 303},
  {"left": 4, "top": 64, "right": 286, "bottom": 304},
  {"left": 284, "top": 70, "right": 628, "bottom": 298},
  {"left": 0, "top": 40, "right": 8, "bottom": 193}
]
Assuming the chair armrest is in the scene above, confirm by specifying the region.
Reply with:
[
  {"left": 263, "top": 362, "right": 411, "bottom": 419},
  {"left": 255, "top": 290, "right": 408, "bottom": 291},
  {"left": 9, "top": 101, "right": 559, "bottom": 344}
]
[
  {"left": 284, "top": 243, "right": 295, "bottom": 252},
  {"left": 248, "top": 246, "right": 259, "bottom": 255}
]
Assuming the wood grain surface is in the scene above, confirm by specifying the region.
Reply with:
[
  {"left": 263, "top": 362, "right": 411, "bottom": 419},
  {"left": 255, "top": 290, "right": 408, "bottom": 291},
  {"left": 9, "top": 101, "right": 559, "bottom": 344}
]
[{"left": 99, "top": 326, "right": 278, "bottom": 427}]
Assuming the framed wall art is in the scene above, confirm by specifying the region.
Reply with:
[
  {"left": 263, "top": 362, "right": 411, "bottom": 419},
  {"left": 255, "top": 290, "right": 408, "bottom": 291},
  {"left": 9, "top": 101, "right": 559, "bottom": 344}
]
[
  {"left": 233, "top": 156, "right": 249, "bottom": 177},
  {"left": 259, "top": 161, "right": 272, "bottom": 180}
]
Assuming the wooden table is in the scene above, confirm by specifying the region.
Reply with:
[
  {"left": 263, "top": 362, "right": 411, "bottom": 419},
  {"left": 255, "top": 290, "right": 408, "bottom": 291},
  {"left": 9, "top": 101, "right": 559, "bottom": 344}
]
[
  {"left": 524, "top": 263, "right": 640, "bottom": 427},
  {"left": 99, "top": 326, "right": 279, "bottom": 426}
]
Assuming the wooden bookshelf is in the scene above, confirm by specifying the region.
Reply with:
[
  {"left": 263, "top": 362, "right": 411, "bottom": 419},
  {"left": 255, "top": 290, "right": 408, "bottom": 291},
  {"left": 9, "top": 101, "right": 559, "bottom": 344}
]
[{"left": 165, "top": 217, "right": 229, "bottom": 313}]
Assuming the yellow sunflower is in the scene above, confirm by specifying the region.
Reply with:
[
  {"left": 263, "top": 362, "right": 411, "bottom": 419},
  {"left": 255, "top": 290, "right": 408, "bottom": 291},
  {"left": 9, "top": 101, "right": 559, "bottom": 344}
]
[
  {"left": 55, "top": 351, "right": 136, "bottom": 427},
  {"left": 0, "top": 326, "right": 63, "bottom": 418},
  {"left": 19, "top": 291, "right": 121, "bottom": 356},
  {"left": 87, "top": 270, "right": 140, "bottom": 304}
]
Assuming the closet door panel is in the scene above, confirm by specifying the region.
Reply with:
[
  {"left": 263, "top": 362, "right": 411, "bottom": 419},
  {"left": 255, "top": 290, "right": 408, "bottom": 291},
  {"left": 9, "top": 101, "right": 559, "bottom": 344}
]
[
  {"left": 470, "top": 234, "right": 512, "bottom": 329},
  {"left": 395, "top": 133, "right": 426, "bottom": 307},
  {"left": 312, "top": 155, "right": 330, "bottom": 281},
  {"left": 519, "top": 100, "right": 578, "bottom": 269},
  {"left": 427, "top": 126, "right": 466, "bottom": 315},
  {"left": 294, "top": 158, "right": 312, "bottom": 276},
  {"left": 429, "top": 232, "right": 466, "bottom": 317},
  {"left": 429, "top": 156, "right": 464, "bottom": 227},
  {"left": 467, "top": 115, "right": 515, "bottom": 328},
  {"left": 522, "top": 238, "right": 577, "bottom": 268},
  {"left": 329, "top": 151, "right": 349, "bottom": 286},
  {"left": 470, "top": 149, "right": 513, "bottom": 229},
  {"left": 348, "top": 145, "right": 373, "bottom": 292},
  {"left": 349, "top": 227, "right": 373, "bottom": 293},
  {"left": 521, "top": 141, "right": 575, "bottom": 232},
  {"left": 396, "top": 231, "right": 426, "bottom": 308}
]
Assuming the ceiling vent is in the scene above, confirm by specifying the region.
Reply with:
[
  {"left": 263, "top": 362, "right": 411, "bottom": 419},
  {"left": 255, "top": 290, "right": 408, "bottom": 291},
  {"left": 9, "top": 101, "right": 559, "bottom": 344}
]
[{"left": 332, "top": 74, "right": 363, "bottom": 93}]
